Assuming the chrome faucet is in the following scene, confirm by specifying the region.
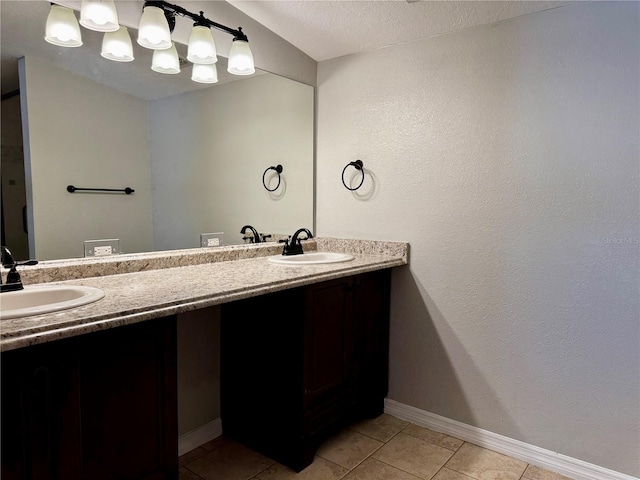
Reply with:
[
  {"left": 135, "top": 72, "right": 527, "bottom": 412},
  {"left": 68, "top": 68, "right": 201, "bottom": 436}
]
[
  {"left": 281, "top": 228, "right": 313, "bottom": 256},
  {"left": 240, "top": 225, "right": 262, "bottom": 243},
  {"left": 1, "top": 246, "right": 38, "bottom": 293}
]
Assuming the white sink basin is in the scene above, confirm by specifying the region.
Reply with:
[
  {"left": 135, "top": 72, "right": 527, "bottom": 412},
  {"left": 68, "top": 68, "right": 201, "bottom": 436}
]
[
  {"left": 1, "top": 285, "right": 105, "bottom": 319},
  {"left": 268, "top": 252, "right": 355, "bottom": 265}
]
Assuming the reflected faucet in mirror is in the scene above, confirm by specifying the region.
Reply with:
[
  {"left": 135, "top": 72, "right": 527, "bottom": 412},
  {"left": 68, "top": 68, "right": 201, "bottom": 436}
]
[
  {"left": 1, "top": 246, "right": 38, "bottom": 293},
  {"left": 240, "top": 225, "right": 262, "bottom": 244}
]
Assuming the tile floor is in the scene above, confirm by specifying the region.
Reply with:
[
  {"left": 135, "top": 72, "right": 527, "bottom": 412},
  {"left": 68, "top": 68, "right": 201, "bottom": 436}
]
[{"left": 179, "top": 414, "right": 573, "bottom": 480}]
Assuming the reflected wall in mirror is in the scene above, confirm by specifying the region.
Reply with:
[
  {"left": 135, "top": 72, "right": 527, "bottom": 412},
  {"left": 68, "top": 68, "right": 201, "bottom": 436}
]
[{"left": 0, "top": 1, "right": 314, "bottom": 261}]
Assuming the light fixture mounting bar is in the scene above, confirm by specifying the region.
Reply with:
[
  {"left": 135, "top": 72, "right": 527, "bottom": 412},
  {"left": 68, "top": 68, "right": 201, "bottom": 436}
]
[{"left": 143, "top": 0, "right": 248, "bottom": 41}]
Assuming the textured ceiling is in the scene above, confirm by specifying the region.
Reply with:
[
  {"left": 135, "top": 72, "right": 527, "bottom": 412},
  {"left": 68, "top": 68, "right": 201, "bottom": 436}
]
[{"left": 228, "top": 0, "right": 572, "bottom": 62}]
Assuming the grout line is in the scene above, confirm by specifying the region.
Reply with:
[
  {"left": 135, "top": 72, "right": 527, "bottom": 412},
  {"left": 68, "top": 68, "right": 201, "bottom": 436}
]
[
  {"left": 399, "top": 420, "right": 466, "bottom": 453},
  {"left": 183, "top": 465, "right": 207, "bottom": 479}
]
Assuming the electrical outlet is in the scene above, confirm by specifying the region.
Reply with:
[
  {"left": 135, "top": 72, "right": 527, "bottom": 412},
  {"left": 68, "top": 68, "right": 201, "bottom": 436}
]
[
  {"left": 201, "top": 232, "right": 224, "bottom": 248},
  {"left": 84, "top": 239, "right": 120, "bottom": 257},
  {"left": 94, "top": 246, "right": 112, "bottom": 256}
]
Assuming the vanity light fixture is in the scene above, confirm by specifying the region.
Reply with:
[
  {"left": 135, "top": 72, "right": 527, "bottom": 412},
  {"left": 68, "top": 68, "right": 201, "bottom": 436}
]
[
  {"left": 80, "top": 0, "right": 119, "bottom": 33},
  {"left": 44, "top": 4, "right": 83, "bottom": 47},
  {"left": 44, "top": 1, "right": 255, "bottom": 79},
  {"left": 101, "top": 26, "right": 134, "bottom": 62},
  {"left": 137, "top": 4, "right": 172, "bottom": 50},
  {"left": 187, "top": 24, "right": 217, "bottom": 64},
  {"left": 151, "top": 42, "right": 180, "bottom": 74},
  {"left": 192, "top": 63, "right": 218, "bottom": 84}
]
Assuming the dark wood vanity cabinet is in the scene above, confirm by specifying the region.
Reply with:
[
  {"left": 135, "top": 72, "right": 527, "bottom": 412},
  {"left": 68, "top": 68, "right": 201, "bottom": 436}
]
[
  {"left": 221, "top": 269, "right": 391, "bottom": 471},
  {"left": 1, "top": 317, "right": 178, "bottom": 480}
]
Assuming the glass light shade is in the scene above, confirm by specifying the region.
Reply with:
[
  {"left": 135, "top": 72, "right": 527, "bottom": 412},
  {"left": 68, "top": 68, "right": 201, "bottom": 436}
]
[
  {"left": 187, "top": 26, "right": 217, "bottom": 64},
  {"left": 227, "top": 39, "right": 255, "bottom": 75},
  {"left": 101, "top": 26, "right": 134, "bottom": 62},
  {"left": 192, "top": 63, "right": 218, "bottom": 84},
  {"left": 137, "top": 6, "right": 172, "bottom": 50},
  {"left": 44, "top": 5, "right": 83, "bottom": 47},
  {"left": 152, "top": 43, "right": 180, "bottom": 74},
  {"left": 80, "top": 0, "right": 119, "bottom": 32}
]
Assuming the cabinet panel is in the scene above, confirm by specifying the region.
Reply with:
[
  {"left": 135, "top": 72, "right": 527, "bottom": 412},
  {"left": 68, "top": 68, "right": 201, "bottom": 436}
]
[
  {"left": 304, "top": 277, "right": 354, "bottom": 408},
  {"left": 0, "top": 317, "right": 177, "bottom": 480},
  {"left": 221, "top": 270, "right": 391, "bottom": 472}
]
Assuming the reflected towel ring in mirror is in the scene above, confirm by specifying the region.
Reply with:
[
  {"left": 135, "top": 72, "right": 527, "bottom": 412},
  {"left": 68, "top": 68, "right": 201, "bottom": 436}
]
[
  {"left": 263, "top": 164, "right": 284, "bottom": 192},
  {"left": 341, "top": 160, "right": 365, "bottom": 191}
]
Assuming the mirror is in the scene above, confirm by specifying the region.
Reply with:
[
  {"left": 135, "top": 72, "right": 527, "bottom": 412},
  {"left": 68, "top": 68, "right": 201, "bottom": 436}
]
[{"left": 1, "top": 1, "right": 314, "bottom": 261}]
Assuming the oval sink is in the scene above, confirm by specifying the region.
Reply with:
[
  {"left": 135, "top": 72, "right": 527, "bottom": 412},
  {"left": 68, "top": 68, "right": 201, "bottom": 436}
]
[
  {"left": 1, "top": 285, "right": 105, "bottom": 319},
  {"left": 268, "top": 252, "right": 354, "bottom": 265}
]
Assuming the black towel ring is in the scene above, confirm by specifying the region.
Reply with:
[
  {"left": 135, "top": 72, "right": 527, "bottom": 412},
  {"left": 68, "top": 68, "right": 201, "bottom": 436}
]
[
  {"left": 263, "top": 165, "right": 283, "bottom": 192},
  {"left": 341, "top": 160, "right": 365, "bottom": 191}
]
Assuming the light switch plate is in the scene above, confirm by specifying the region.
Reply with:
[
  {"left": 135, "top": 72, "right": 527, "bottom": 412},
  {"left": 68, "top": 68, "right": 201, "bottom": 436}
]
[
  {"left": 84, "top": 239, "right": 120, "bottom": 257},
  {"left": 201, "top": 232, "right": 224, "bottom": 248}
]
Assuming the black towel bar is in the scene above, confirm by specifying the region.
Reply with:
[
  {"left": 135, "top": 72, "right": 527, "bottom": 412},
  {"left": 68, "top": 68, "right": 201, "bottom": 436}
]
[{"left": 67, "top": 185, "right": 135, "bottom": 195}]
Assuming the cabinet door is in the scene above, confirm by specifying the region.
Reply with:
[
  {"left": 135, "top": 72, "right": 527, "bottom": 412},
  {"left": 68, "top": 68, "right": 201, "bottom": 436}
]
[
  {"left": 74, "top": 318, "right": 177, "bottom": 480},
  {"left": 1, "top": 340, "right": 79, "bottom": 480},
  {"left": 303, "top": 277, "right": 354, "bottom": 409},
  {"left": 0, "top": 317, "right": 177, "bottom": 480}
]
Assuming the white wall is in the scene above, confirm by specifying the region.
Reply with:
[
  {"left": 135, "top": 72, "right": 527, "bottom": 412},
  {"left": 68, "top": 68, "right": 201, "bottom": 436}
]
[
  {"left": 21, "top": 56, "right": 153, "bottom": 260},
  {"left": 317, "top": 2, "right": 639, "bottom": 476},
  {"left": 149, "top": 73, "right": 314, "bottom": 248}
]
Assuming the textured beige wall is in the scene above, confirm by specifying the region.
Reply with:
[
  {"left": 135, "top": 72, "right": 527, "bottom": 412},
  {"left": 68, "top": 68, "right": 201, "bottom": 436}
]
[
  {"left": 317, "top": 3, "right": 639, "bottom": 476},
  {"left": 21, "top": 56, "right": 154, "bottom": 260}
]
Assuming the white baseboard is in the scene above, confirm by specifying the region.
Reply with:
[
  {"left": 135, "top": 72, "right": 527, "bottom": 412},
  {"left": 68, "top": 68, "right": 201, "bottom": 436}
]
[
  {"left": 384, "top": 399, "right": 638, "bottom": 480},
  {"left": 178, "top": 418, "right": 223, "bottom": 456}
]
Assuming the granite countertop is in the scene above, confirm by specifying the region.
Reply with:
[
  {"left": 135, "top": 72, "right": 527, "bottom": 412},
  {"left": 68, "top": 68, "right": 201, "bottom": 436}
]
[{"left": 0, "top": 238, "right": 408, "bottom": 352}]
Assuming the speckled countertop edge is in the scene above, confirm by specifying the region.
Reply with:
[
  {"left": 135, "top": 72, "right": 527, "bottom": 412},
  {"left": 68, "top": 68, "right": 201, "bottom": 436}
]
[{"left": 1, "top": 238, "right": 408, "bottom": 352}]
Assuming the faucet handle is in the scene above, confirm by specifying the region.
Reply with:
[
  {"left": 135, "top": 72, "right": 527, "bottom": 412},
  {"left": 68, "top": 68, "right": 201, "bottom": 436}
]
[
  {"left": 1, "top": 246, "right": 15, "bottom": 268},
  {"left": 16, "top": 260, "right": 39, "bottom": 267}
]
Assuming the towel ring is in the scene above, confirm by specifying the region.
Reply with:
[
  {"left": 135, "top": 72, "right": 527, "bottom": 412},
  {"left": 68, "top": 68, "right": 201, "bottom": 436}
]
[
  {"left": 263, "top": 164, "right": 283, "bottom": 192},
  {"left": 341, "top": 160, "right": 365, "bottom": 191}
]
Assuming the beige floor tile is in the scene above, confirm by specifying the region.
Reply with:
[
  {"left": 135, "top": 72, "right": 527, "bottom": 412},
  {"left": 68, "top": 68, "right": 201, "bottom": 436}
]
[
  {"left": 180, "top": 447, "right": 209, "bottom": 467},
  {"left": 201, "top": 436, "right": 233, "bottom": 452},
  {"left": 343, "top": 457, "right": 423, "bottom": 480},
  {"left": 187, "top": 440, "right": 274, "bottom": 480},
  {"left": 254, "top": 456, "right": 348, "bottom": 480},
  {"left": 372, "top": 432, "right": 454, "bottom": 479},
  {"left": 432, "top": 467, "right": 477, "bottom": 480},
  {"left": 402, "top": 424, "right": 464, "bottom": 451},
  {"left": 349, "top": 414, "right": 409, "bottom": 442},
  {"left": 316, "top": 429, "right": 384, "bottom": 469},
  {"left": 445, "top": 443, "right": 527, "bottom": 480},
  {"left": 180, "top": 466, "right": 205, "bottom": 479},
  {"left": 523, "top": 465, "right": 574, "bottom": 480}
]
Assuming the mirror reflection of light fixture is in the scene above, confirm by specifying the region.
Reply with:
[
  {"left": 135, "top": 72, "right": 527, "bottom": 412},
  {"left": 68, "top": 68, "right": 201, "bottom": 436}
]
[
  {"left": 44, "top": 1, "right": 255, "bottom": 79},
  {"left": 192, "top": 63, "right": 218, "bottom": 84},
  {"left": 152, "top": 43, "right": 180, "bottom": 74},
  {"left": 228, "top": 38, "right": 255, "bottom": 76},
  {"left": 44, "top": 4, "right": 83, "bottom": 47},
  {"left": 137, "top": 5, "right": 172, "bottom": 50},
  {"left": 101, "top": 26, "right": 134, "bottom": 62},
  {"left": 80, "top": 0, "right": 119, "bottom": 32},
  {"left": 187, "top": 25, "right": 217, "bottom": 64}
]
